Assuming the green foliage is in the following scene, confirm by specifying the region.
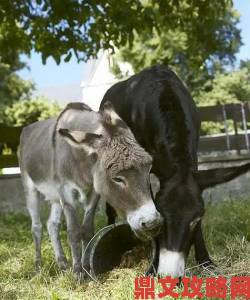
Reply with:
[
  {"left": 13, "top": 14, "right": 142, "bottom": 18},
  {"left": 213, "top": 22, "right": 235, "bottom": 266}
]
[
  {"left": 0, "top": 23, "right": 27, "bottom": 71},
  {"left": 196, "top": 67, "right": 250, "bottom": 107},
  {"left": 0, "top": 21, "right": 34, "bottom": 106},
  {"left": 0, "top": 0, "right": 155, "bottom": 64},
  {"left": 0, "top": 62, "right": 34, "bottom": 107},
  {"left": 2, "top": 98, "right": 61, "bottom": 127},
  {"left": 200, "top": 121, "right": 227, "bottom": 136},
  {"left": 0, "top": 22, "right": 34, "bottom": 106},
  {"left": 0, "top": 0, "right": 241, "bottom": 70},
  {"left": 111, "top": 0, "right": 241, "bottom": 90}
]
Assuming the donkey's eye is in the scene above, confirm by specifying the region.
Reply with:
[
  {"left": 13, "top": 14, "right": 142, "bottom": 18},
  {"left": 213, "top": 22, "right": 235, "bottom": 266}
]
[{"left": 112, "top": 176, "right": 126, "bottom": 185}]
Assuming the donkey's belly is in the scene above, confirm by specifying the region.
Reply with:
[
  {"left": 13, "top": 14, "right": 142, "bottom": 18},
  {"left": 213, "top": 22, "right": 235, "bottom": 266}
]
[{"left": 34, "top": 180, "right": 60, "bottom": 201}]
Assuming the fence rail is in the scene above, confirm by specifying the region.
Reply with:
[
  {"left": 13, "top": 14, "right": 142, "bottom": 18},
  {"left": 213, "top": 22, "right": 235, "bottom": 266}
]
[
  {"left": 198, "top": 102, "right": 250, "bottom": 153},
  {"left": 1, "top": 102, "right": 250, "bottom": 168},
  {"left": 199, "top": 133, "right": 250, "bottom": 152},
  {"left": 198, "top": 102, "right": 250, "bottom": 122}
]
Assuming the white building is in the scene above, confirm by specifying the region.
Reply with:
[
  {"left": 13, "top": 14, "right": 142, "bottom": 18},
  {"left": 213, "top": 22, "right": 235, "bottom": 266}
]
[{"left": 81, "top": 52, "right": 133, "bottom": 111}]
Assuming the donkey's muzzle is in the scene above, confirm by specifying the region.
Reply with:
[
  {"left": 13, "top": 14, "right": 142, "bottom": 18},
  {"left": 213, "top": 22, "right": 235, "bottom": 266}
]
[
  {"left": 127, "top": 204, "right": 163, "bottom": 241},
  {"left": 139, "top": 212, "right": 163, "bottom": 237}
]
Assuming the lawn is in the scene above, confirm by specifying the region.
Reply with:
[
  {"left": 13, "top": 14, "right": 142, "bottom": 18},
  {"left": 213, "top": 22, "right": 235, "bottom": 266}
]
[{"left": 0, "top": 200, "right": 249, "bottom": 300}]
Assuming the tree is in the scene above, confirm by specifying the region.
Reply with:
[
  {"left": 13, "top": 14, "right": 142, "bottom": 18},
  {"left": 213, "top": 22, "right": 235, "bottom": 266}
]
[
  {"left": 0, "top": 23, "right": 34, "bottom": 107},
  {"left": 0, "top": 62, "right": 34, "bottom": 107},
  {"left": 1, "top": 98, "right": 61, "bottom": 126},
  {"left": 0, "top": 0, "right": 241, "bottom": 70},
  {"left": 196, "top": 63, "right": 250, "bottom": 106},
  {"left": 0, "top": 0, "right": 154, "bottom": 64},
  {"left": 111, "top": 1, "right": 241, "bottom": 91}
]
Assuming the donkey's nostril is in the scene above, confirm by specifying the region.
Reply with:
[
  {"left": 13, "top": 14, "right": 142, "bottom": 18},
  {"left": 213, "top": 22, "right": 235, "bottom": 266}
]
[{"left": 141, "top": 219, "right": 159, "bottom": 230}]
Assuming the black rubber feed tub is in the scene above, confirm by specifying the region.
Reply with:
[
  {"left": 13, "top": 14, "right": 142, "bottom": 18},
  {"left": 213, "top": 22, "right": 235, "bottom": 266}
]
[{"left": 83, "top": 222, "right": 156, "bottom": 281}]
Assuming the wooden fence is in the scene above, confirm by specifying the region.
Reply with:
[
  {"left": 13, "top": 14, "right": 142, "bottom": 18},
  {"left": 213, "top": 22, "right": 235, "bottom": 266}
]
[
  {"left": 198, "top": 102, "right": 250, "bottom": 153},
  {"left": 1, "top": 102, "right": 250, "bottom": 168}
]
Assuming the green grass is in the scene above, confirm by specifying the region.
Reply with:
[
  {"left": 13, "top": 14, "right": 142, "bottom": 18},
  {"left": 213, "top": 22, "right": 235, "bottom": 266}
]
[{"left": 0, "top": 200, "right": 249, "bottom": 300}]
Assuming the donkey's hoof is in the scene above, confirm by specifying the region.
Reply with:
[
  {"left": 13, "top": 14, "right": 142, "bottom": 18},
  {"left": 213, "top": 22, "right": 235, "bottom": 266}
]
[
  {"left": 199, "top": 259, "right": 220, "bottom": 275},
  {"left": 73, "top": 263, "right": 82, "bottom": 274},
  {"left": 73, "top": 263, "right": 89, "bottom": 281},
  {"left": 75, "top": 271, "right": 88, "bottom": 282},
  {"left": 35, "top": 260, "right": 42, "bottom": 272},
  {"left": 58, "top": 258, "right": 68, "bottom": 270},
  {"left": 199, "top": 259, "right": 216, "bottom": 269}
]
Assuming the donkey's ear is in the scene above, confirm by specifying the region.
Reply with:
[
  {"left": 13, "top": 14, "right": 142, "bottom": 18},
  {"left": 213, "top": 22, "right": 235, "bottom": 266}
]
[
  {"left": 100, "top": 101, "right": 127, "bottom": 131},
  {"left": 196, "top": 163, "right": 250, "bottom": 191},
  {"left": 58, "top": 128, "right": 102, "bottom": 154}
]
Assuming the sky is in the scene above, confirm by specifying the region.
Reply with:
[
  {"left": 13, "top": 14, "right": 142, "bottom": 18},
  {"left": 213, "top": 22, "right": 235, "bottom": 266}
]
[
  {"left": 17, "top": 0, "right": 250, "bottom": 103},
  {"left": 234, "top": 0, "right": 250, "bottom": 61},
  {"left": 17, "top": 53, "right": 87, "bottom": 104}
]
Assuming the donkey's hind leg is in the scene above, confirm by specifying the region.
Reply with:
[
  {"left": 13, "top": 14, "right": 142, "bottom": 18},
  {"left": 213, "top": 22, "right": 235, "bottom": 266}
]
[
  {"left": 47, "top": 201, "right": 68, "bottom": 270},
  {"left": 25, "top": 179, "right": 43, "bottom": 270}
]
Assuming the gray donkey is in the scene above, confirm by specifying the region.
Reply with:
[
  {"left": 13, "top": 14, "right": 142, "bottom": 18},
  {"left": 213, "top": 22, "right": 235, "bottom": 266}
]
[{"left": 19, "top": 102, "right": 163, "bottom": 276}]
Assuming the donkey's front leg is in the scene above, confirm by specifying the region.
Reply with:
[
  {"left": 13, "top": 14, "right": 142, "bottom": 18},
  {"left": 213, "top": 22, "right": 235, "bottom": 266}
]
[
  {"left": 47, "top": 201, "right": 68, "bottom": 270},
  {"left": 60, "top": 187, "right": 82, "bottom": 276},
  {"left": 63, "top": 203, "right": 83, "bottom": 274},
  {"left": 194, "top": 221, "right": 214, "bottom": 268},
  {"left": 26, "top": 185, "right": 43, "bottom": 271},
  {"left": 81, "top": 191, "right": 99, "bottom": 271}
]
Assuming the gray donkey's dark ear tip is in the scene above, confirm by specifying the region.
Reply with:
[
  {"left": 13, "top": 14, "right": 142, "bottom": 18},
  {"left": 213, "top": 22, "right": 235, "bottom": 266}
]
[
  {"left": 58, "top": 128, "right": 69, "bottom": 135},
  {"left": 102, "top": 101, "right": 114, "bottom": 111}
]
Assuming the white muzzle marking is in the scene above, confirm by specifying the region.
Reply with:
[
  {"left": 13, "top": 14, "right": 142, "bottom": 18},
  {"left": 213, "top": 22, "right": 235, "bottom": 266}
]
[
  {"left": 158, "top": 249, "right": 185, "bottom": 278},
  {"left": 127, "top": 202, "right": 158, "bottom": 231}
]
